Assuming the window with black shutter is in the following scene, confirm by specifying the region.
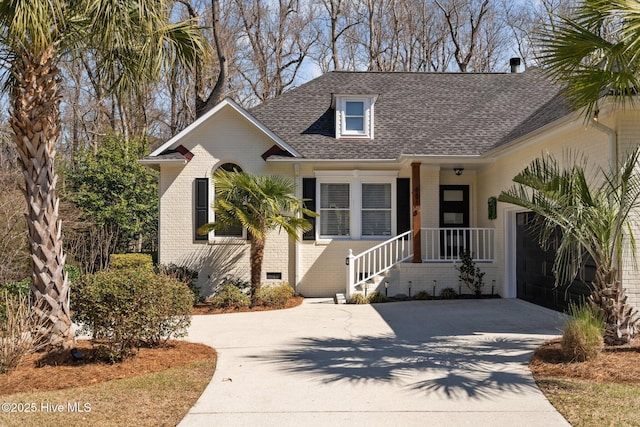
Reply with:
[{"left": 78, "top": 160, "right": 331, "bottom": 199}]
[
  {"left": 302, "top": 178, "right": 316, "bottom": 240},
  {"left": 195, "top": 178, "right": 209, "bottom": 241}
]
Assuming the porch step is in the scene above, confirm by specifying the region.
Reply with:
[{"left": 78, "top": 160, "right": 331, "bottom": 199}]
[{"left": 334, "top": 293, "right": 347, "bottom": 304}]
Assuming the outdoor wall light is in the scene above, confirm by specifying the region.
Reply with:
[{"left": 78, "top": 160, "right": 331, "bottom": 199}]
[{"left": 454, "top": 167, "right": 464, "bottom": 176}]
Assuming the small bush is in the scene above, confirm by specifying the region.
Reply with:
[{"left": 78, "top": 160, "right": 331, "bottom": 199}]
[
  {"left": 156, "top": 263, "right": 201, "bottom": 304},
  {"left": 213, "top": 276, "right": 250, "bottom": 295},
  {"left": 1, "top": 291, "right": 50, "bottom": 374},
  {"left": 109, "top": 253, "right": 153, "bottom": 271},
  {"left": 347, "top": 294, "right": 368, "bottom": 304},
  {"left": 439, "top": 287, "right": 458, "bottom": 299},
  {"left": 413, "top": 290, "right": 431, "bottom": 300},
  {"left": 0, "top": 278, "right": 31, "bottom": 297},
  {"left": 65, "top": 265, "right": 82, "bottom": 284},
  {"left": 456, "top": 250, "right": 485, "bottom": 296},
  {"left": 254, "top": 283, "right": 295, "bottom": 308},
  {"left": 561, "top": 302, "right": 605, "bottom": 362},
  {"left": 368, "top": 291, "right": 390, "bottom": 303},
  {"left": 73, "top": 268, "right": 192, "bottom": 362},
  {"left": 208, "top": 284, "right": 250, "bottom": 309}
]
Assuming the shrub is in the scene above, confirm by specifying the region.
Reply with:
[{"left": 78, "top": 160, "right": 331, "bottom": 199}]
[
  {"left": 208, "top": 284, "right": 251, "bottom": 309},
  {"left": 65, "top": 264, "right": 82, "bottom": 284},
  {"left": 561, "top": 302, "right": 605, "bottom": 362},
  {"left": 439, "top": 287, "right": 458, "bottom": 299},
  {"left": 73, "top": 268, "right": 192, "bottom": 362},
  {"left": 0, "top": 291, "right": 50, "bottom": 374},
  {"left": 0, "top": 278, "right": 31, "bottom": 298},
  {"left": 413, "top": 290, "right": 431, "bottom": 300},
  {"left": 254, "top": 283, "right": 295, "bottom": 308},
  {"left": 367, "top": 291, "right": 390, "bottom": 303},
  {"left": 109, "top": 253, "right": 153, "bottom": 271},
  {"left": 347, "top": 294, "right": 368, "bottom": 304},
  {"left": 213, "top": 276, "right": 250, "bottom": 295},
  {"left": 455, "top": 250, "right": 485, "bottom": 296},
  {"left": 156, "top": 263, "right": 201, "bottom": 304}
]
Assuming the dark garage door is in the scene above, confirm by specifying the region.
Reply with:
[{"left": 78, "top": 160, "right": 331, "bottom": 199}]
[{"left": 516, "top": 212, "right": 592, "bottom": 312}]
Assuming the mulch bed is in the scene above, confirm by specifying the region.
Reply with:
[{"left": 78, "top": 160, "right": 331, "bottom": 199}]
[
  {"left": 530, "top": 337, "right": 640, "bottom": 383},
  {"left": 191, "top": 295, "right": 304, "bottom": 315},
  {"left": 0, "top": 340, "right": 217, "bottom": 396}
]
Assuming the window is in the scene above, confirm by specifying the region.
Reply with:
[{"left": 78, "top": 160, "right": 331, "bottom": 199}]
[
  {"left": 315, "top": 171, "right": 397, "bottom": 240},
  {"left": 320, "top": 183, "right": 350, "bottom": 237},
  {"left": 214, "top": 163, "right": 244, "bottom": 238},
  {"left": 361, "top": 183, "right": 392, "bottom": 236},
  {"left": 334, "top": 96, "right": 375, "bottom": 139},
  {"left": 345, "top": 101, "right": 364, "bottom": 133}
]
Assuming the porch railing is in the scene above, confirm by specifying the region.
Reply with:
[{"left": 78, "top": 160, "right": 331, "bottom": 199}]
[
  {"left": 421, "top": 227, "right": 495, "bottom": 262},
  {"left": 346, "top": 230, "right": 412, "bottom": 298}
]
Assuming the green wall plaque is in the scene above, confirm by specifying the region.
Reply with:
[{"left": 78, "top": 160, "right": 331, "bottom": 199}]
[{"left": 488, "top": 197, "right": 497, "bottom": 220}]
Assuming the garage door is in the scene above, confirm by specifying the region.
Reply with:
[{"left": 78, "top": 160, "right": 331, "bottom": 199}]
[{"left": 516, "top": 212, "right": 592, "bottom": 312}]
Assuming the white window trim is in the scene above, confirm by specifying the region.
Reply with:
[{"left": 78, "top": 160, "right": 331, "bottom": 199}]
[
  {"left": 315, "top": 170, "right": 397, "bottom": 241},
  {"left": 334, "top": 96, "right": 376, "bottom": 139}
]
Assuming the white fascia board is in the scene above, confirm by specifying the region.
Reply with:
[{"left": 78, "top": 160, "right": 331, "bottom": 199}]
[{"left": 148, "top": 97, "right": 301, "bottom": 158}]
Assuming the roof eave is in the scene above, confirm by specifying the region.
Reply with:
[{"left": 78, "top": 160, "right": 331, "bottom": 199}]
[{"left": 148, "top": 98, "right": 302, "bottom": 159}]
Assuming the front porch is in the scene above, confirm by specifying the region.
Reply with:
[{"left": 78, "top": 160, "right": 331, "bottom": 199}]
[{"left": 346, "top": 227, "right": 497, "bottom": 299}]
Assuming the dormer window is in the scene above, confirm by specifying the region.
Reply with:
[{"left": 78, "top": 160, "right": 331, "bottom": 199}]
[
  {"left": 334, "top": 95, "right": 376, "bottom": 139},
  {"left": 345, "top": 101, "right": 365, "bottom": 133}
]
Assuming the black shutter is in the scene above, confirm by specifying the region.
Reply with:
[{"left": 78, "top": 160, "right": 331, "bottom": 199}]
[
  {"left": 396, "top": 178, "right": 410, "bottom": 234},
  {"left": 302, "top": 178, "right": 316, "bottom": 240},
  {"left": 195, "top": 178, "right": 209, "bottom": 241}
]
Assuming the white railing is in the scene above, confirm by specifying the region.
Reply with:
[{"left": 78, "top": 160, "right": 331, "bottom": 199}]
[
  {"left": 346, "top": 230, "right": 413, "bottom": 298},
  {"left": 421, "top": 228, "right": 495, "bottom": 262}
]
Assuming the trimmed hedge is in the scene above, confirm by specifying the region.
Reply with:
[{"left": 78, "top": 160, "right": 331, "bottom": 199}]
[
  {"left": 73, "top": 268, "right": 193, "bottom": 362},
  {"left": 109, "top": 253, "right": 153, "bottom": 271}
]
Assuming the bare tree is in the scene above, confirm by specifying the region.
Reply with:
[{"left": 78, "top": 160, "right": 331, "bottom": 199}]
[{"left": 234, "top": 0, "right": 319, "bottom": 102}]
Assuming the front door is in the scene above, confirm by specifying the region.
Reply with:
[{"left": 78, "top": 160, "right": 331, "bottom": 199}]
[{"left": 439, "top": 185, "right": 469, "bottom": 258}]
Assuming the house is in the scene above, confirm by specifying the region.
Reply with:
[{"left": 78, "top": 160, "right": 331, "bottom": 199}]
[{"left": 141, "top": 63, "right": 640, "bottom": 312}]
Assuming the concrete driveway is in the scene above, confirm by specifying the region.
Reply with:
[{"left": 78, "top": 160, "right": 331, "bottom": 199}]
[{"left": 179, "top": 298, "right": 570, "bottom": 427}]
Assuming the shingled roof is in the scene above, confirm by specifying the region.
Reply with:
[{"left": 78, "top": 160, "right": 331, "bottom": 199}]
[{"left": 249, "top": 68, "right": 573, "bottom": 160}]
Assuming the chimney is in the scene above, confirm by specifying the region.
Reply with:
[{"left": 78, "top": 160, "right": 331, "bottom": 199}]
[{"left": 510, "top": 57, "right": 522, "bottom": 73}]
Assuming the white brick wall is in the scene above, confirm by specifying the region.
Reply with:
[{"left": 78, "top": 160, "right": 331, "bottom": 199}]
[{"left": 155, "top": 102, "right": 640, "bottom": 309}]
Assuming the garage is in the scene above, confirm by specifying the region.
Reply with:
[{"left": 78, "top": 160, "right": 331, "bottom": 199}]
[{"left": 515, "top": 212, "right": 592, "bottom": 312}]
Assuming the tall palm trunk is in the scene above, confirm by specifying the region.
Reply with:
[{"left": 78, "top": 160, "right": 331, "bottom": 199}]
[
  {"left": 249, "top": 234, "right": 266, "bottom": 302},
  {"left": 590, "top": 267, "right": 638, "bottom": 346},
  {"left": 9, "top": 46, "right": 74, "bottom": 349}
]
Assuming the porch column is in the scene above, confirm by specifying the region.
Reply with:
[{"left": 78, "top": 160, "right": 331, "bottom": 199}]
[{"left": 411, "top": 162, "right": 422, "bottom": 263}]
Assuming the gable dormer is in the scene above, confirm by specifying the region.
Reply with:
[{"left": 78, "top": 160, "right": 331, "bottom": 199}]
[{"left": 333, "top": 94, "right": 377, "bottom": 139}]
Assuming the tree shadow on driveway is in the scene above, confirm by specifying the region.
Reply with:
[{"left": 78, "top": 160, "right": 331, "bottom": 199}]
[{"left": 249, "top": 300, "right": 565, "bottom": 400}]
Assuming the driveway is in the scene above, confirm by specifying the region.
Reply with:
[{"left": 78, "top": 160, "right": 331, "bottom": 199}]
[{"left": 179, "top": 298, "right": 570, "bottom": 427}]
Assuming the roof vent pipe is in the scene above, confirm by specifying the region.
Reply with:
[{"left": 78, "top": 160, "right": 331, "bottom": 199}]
[{"left": 510, "top": 57, "right": 522, "bottom": 73}]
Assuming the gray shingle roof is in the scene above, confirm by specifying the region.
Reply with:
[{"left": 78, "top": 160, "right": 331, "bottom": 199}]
[{"left": 249, "top": 69, "right": 573, "bottom": 160}]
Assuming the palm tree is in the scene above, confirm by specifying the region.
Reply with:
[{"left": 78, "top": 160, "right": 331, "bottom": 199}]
[
  {"left": 0, "top": 0, "right": 203, "bottom": 349},
  {"left": 499, "top": 149, "right": 640, "bottom": 346},
  {"left": 201, "top": 169, "right": 316, "bottom": 301},
  {"left": 537, "top": 0, "right": 640, "bottom": 117}
]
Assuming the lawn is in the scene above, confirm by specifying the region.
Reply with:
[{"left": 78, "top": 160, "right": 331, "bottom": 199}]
[
  {"left": 531, "top": 338, "right": 640, "bottom": 427},
  {"left": 0, "top": 341, "right": 216, "bottom": 427}
]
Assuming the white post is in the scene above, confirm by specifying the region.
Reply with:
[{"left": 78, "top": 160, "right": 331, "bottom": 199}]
[{"left": 346, "top": 249, "right": 355, "bottom": 299}]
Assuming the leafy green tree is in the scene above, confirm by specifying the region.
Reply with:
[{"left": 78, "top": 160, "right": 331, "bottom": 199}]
[
  {"left": 0, "top": 0, "right": 203, "bottom": 349},
  {"left": 200, "top": 169, "right": 316, "bottom": 301},
  {"left": 537, "top": 0, "right": 640, "bottom": 116},
  {"left": 499, "top": 149, "right": 640, "bottom": 346},
  {"left": 68, "top": 136, "right": 158, "bottom": 255}
]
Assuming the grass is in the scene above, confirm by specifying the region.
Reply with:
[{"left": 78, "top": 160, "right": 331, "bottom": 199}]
[
  {"left": 0, "top": 358, "right": 216, "bottom": 427},
  {"left": 531, "top": 338, "right": 640, "bottom": 427},
  {"left": 536, "top": 378, "right": 640, "bottom": 426}
]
